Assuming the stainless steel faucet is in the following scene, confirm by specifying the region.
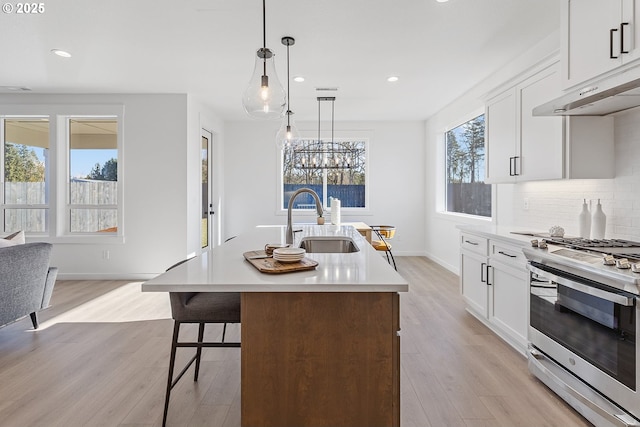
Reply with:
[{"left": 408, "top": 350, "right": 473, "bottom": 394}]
[{"left": 286, "top": 188, "right": 323, "bottom": 244}]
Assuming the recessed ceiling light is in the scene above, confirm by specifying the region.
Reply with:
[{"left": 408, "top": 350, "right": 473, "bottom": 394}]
[
  {"left": 387, "top": 76, "right": 399, "bottom": 82},
  {"left": 51, "top": 49, "right": 72, "bottom": 58},
  {"left": 293, "top": 76, "right": 305, "bottom": 83}
]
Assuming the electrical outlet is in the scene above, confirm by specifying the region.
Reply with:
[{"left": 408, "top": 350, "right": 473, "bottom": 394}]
[
  {"left": 523, "top": 198, "right": 530, "bottom": 210},
  {"left": 103, "top": 250, "right": 110, "bottom": 260}
]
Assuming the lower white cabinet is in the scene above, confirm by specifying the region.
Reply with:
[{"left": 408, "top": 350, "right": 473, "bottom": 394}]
[
  {"left": 461, "top": 249, "right": 488, "bottom": 316},
  {"left": 460, "top": 231, "right": 528, "bottom": 354}
]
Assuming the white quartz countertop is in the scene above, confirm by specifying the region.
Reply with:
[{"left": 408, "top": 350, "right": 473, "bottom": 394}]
[
  {"left": 456, "top": 224, "right": 549, "bottom": 247},
  {"left": 142, "top": 225, "right": 408, "bottom": 293}
]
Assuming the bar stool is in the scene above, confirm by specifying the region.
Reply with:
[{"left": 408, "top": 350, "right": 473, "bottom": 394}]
[
  {"left": 162, "top": 257, "right": 241, "bottom": 427},
  {"left": 370, "top": 225, "right": 397, "bottom": 271}
]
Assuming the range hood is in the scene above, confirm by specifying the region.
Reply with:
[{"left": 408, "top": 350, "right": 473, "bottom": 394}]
[{"left": 533, "top": 67, "right": 640, "bottom": 116}]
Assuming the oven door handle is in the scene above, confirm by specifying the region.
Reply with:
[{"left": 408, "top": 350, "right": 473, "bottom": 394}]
[{"left": 528, "top": 265, "right": 635, "bottom": 306}]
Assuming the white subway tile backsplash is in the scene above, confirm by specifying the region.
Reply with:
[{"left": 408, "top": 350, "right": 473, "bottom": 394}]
[{"left": 508, "top": 108, "right": 640, "bottom": 240}]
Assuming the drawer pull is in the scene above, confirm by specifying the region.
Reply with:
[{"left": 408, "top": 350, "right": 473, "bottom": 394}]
[
  {"left": 498, "top": 251, "right": 517, "bottom": 258},
  {"left": 464, "top": 240, "right": 479, "bottom": 246}
]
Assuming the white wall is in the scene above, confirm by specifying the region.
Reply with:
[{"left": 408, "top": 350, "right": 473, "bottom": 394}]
[
  {"left": 424, "top": 32, "right": 561, "bottom": 273},
  {"left": 0, "top": 93, "right": 224, "bottom": 279},
  {"left": 223, "top": 120, "right": 426, "bottom": 255}
]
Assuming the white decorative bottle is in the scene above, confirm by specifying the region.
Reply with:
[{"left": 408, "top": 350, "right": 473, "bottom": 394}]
[
  {"left": 330, "top": 197, "right": 341, "bottom": 225},
  {"left": 578, "top": 199, "right": 591, "bottom": 239},
  {"left": 591, "top": 199, "right": 606, "bottom": 239}
]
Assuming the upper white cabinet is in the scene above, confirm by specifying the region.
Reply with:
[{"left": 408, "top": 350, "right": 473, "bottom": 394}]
[
  {"left": 563, "top": 0, "right": 640, "bottom": 89},
  {"left": 485, "top": 60, "right": 615, "bottom": 184}
]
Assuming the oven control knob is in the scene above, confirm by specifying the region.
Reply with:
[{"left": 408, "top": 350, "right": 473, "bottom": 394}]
[
  {"left": 616, "top": 258, "right": 631, "bottom": 269},
  {"left": 538, "top": 240, "right": 548, "bottom": 249},
  {"left": 632, "top": 263, "right": 640, "bottom": 273},
  {"left": 531, "top": 239, "right": 538, "bottom": 247},
  {"left": 603, "top": 254, "right": 616, "bottom": 265}
]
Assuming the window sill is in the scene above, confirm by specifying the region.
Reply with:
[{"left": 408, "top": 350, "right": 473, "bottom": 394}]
[
  {"left": 27, "top": 235, "right": 125, "bottom": 245},
  {"left": 434, "top": 210, "right": 494, "bottom": 225}
]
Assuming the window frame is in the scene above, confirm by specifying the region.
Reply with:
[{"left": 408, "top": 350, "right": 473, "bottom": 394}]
[
  {"left": 438, "top": 109, "right": 494, "bottom": 222},
  {"left": 65, "top": 116, "right": 120, "bottom": 235},
  {"left": 1, "top": 115, "right": 51, "bottom": 235},
  {"left": 0, "top": 104, "right": 124, "bottom": 243},
  {"left": 277, "top": 133, "right": 370, "bottom": 215}
]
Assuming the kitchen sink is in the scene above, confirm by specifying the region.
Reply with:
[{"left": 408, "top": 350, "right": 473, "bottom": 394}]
[{"left": 298, "top": 236, "right": 360, "bottom": 253}]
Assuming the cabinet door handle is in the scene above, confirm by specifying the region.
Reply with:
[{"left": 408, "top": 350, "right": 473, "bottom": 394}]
[
  {"left": 498, "top": 251, "right": 517, "bottom": 258},
  {"left": 611, "top": 28, "right": 619, "bottom": 59},
  {"left": 465, "top": 240, "right": 479, "bottom": 246},
  {"left": 481, "top": 262, "right": 487, "bottom": 283},
  {"left": 621, "top": 22, "right": 630, "bottom": 54},
  {"left": 509, "top": 157, "right": 514, "bottom": 176},
  {"left": 512, "top": 156, "right": 520, "bottom": 176},
  {"left": 486, "top": 265, "right": 493, "bottom": 286}
]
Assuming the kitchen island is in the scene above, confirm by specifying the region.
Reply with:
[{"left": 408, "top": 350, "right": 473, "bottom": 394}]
[{"left": 143, "top": 224, "right": 408, "bottom": 427}]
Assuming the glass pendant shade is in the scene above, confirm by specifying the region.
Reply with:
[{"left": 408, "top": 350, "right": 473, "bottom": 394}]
[
  {"left": 242, "top": 48, "right": 286, "bottom": 120},
  {"left": 276, "top": 111, "right": 301, "bottom": 150}
]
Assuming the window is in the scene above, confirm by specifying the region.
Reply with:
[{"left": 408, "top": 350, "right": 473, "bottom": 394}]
[
  {"left": 281, "top": 138, "right": 367, "bottom": 211},
  {"left": 2, "top": 117, "right": 49, "bottom": 233},
  {"left": 68, "top": 118, "right": 118, "bottom": 233},
  {"left": 445, "top": 114, "right": 491, "bottom": 217},
  {"left": 0, "top": 106, "right": 122, "bottom": 239}
]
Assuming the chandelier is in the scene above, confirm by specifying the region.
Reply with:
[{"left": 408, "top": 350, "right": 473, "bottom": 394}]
[{"left": 287, "top": 97, "right": 364, "bottom": 170}]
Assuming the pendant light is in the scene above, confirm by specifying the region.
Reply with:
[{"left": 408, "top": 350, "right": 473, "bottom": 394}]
[
  {"left": 276, "top": 36, "right": 301, "bottom": 149},
  {"left": 242, "top": 0, "right": 286, "bottom": 120}
]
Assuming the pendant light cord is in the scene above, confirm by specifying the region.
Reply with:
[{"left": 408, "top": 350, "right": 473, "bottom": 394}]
[
  {"left": 262, "top": 0, "right": 267, "bottom": 77},
  {"left": 286, "top": 41, "right": 291, "bottom": 126}
]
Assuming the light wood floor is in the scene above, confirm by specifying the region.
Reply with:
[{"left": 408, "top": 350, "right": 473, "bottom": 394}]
[{"left": 0, "top": 257, "right": 592, "bottom": 427}]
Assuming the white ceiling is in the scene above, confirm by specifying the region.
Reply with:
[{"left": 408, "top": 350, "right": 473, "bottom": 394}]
[{"left": 0, "top": 0, "right": 560, "bottom": 121}]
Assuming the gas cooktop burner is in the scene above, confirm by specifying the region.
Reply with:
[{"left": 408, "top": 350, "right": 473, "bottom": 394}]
[{"left": 544, "top": 237, "right": 640, "bottom": 249}]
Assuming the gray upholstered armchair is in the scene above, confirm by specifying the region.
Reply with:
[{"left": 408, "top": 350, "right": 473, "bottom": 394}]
[{"left": 0, "top": 242, "right": 58, "bottom": 329}]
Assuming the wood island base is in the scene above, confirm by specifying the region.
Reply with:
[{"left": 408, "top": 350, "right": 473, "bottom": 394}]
[{"left": 241, "top": 292, "right": 400, "bottom": 427}]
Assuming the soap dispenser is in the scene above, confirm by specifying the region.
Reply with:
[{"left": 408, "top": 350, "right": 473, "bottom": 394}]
[
  {"left": 591, "top": 199, "right": 606, "bottom": 239},
  {"left": 578, "top": 199, "right": 591, "bottom": 239}
]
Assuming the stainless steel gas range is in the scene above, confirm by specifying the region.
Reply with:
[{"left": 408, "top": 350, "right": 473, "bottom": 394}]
[{"left": 524, "top": 238, "right": 640, "bottom": 427}]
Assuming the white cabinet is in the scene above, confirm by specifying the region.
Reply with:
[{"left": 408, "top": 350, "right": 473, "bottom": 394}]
[
  {"left": 459, "top": 231, "right": 528, "bottom": 354},
  {"left": 563, "top": 0, "right": 640, "bottom": 89},
  {"left": 460, "top": 233, "right": 489, "bottom": 316},
  {"left": 485, "top": 60, "right": 615, "bottom": 184},
  {"left": 487, "top": 241, "right": 528, "bottom": 351},
  {"left": 485, "top": 90, "right": 517, "bottom": 182}
]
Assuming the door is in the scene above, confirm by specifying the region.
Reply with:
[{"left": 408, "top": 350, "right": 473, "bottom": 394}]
[{"left": 201, "top": 129, "right": 216, "bottom": 250}]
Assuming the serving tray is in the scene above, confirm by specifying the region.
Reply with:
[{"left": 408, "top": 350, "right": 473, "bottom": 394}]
[{"left": 243, "top": 250, "right": 318, "bottom": 274}]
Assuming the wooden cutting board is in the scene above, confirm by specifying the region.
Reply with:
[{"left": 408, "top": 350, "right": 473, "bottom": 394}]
[{"left": 243, "top": 250, "right": 318, "bottom": 274}]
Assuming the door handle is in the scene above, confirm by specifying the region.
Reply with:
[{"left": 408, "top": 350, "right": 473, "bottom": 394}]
[
  {"left": 509, "top": 157, "right": 514, "bottom": 176},
  {"left": 481, "top": 262, "right": 487, "bottom": 283},
  {"left": 512, "top": 156, "right": 520, "bottom": 176},
  {"left": 611, "top": 28, "right": 619, "bottom": 59},
  {"left": 486, "top": 265, "right": 493, "bottom": 286},
  {"left": 621, "top": 22, "right": 630, "bottom": 54}
]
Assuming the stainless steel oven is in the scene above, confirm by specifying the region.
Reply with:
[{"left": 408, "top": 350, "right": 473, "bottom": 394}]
[{"left": 524, "top": 241, "right": 640, "bottom": 427}]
